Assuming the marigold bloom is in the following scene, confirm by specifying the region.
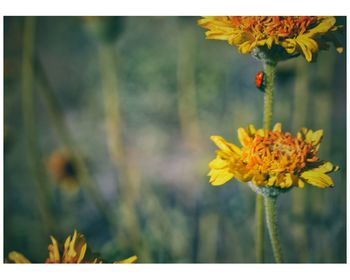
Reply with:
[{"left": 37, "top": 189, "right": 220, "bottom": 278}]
[
  {"left": 198, "top": 16, "right": 343, "bottom": 62},
  {"left": 8, "top": 230, "right": 138, "bottom": 264},
  {"left": 208, "top": 123, "right": 339, "bottom": 189}
]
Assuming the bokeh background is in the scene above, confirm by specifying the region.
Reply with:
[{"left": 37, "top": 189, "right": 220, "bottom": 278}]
[{"left": 4, "top": 16, "right": 346, "bottom": 263}]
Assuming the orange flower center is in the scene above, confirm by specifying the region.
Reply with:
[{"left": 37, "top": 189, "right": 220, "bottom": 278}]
[
  {"left": 241, "top": 131, "right": 318, "bottom": 174},
  {"left": 229, "top": 16, "right": 318, "bottom": 39}
]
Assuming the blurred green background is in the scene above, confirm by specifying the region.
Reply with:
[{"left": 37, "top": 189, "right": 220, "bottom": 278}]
[{"left": 4, "top": 16, "right": 346, "bottom": 263}]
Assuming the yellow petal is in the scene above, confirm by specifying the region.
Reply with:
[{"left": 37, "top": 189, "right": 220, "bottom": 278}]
[
  {"left": 309, "top": 161, "right": 339, "bottom": 174},
  {"left": 336, "top": 47, "right": 343, "bottom": 53},
  {"left": 297, "top": 178, "right": 305, "bottom": 188},
  {"left": 238, "top": 41, "right": 255, "bottom": 54},
  {"left": 77, "top": 243, "right": 87, "bottom": 263},
  {"left": 282, "top": 39, "right": 297, "bottom": 54},
  {"left": 208, "top": 169, "right": 234, "bottom": 186},
  {"left": 296, "top": 36, "right": 319, "bottom": 62},
  {"left": 267, "top": 175, "right": 277, "bottom": 186},
  {"left": 64, "top": 235, "right": 71, "bottom": 253},
  {"left": 50, "top": 236, "right": 61, "bottom": 262},
  {"left": 306, "top": 17, "right": 336, "bottom": 36},
  {"left": 210, "top": 136, "right": 241, "bottom": 155},
  {"left": 209, "top": 157, "right": 228, "bottom": 169},
  {"left": 283, "top": 173, "right": 293, "bottom": 188},
  {"left": 309, "top": 129, "right": 324, "bottom": 145},
  {"left": 256, "top": 129, "right": 265, "bottom": 137},
  {"left": 252, "top": 173, "right": 267, "bottom": 186},
  {"left": 300, "top": 170, "right": 334, "bottom": 188},
  {"left": 237, "top": 128, "right": 251, "bottom": 147},
  {"left": 114, "top": 255, "right": 138, "bottom": 264},
  {"left": 273, "top": 123, "right": 282, "bottom": 132},
  {"left": 68, "top": 231, "right": 78, "bottom": 257},
  {"left": 297, "top": 127, "right": 308, "bottom": 140},
  {"left": 247, "top": 124, "right": 257, "bottom": 136},
  {"left": 8, "top": 251, "right": 31, "bottom": 263},
  {"left": 266, "top": 36, "right": 274, "bottom": 49},
  {"left": 205, "top": 31, "right": 232, "bottom": 41}
]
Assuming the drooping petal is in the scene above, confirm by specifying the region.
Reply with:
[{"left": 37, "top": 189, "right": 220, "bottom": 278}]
[
  {"left": 114, "top": 255, "right": 138, "bottom": 264},
  {"left": 307, "top": 161, "right": 339, "bottom": 174},
  {"left": 306, "top": 16, "right": 336, "bottom": 36},
  {"left": 296, "top": 36, "right": 319, "bottom": 62},
  {"left": 208, "top": 168, "right": 234, "bottom": 186},
  {"left": 8, "top": 251, "right": 31, "bottom": 263},
  {"left": 210, "top": 135, "right": 241, "bottom": 155},
  {"left": 209, "top": 157, "right": 229, "bottom": 169},
  {"left": 300, "top": 170, "right": 334, "bottom": 188}
]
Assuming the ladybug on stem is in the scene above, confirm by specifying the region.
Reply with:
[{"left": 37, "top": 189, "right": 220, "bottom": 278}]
[{"left": 255, "top": 71, "right": 266, "bottom": 92}]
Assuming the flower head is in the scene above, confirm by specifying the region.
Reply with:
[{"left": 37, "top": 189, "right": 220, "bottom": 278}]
[
  {"left": 198, "top": 16, "right": 343, "bottom": 62},
  {"left": 47, "top": 149, "right": 80, "bottom": 190},
  {"left": 8, "top": 230, "right": 138, "bottom": 264},
  {"left": 208, "top": 123, "right": 339, "bottom": 189}
]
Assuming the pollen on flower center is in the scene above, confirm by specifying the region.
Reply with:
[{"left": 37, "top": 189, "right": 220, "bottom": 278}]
[
  {"left": 241, "top": 131, "right": 318, "bottom": 174},
  {"left": 229, "top": 16, "right": 318, "bottom": 39}
]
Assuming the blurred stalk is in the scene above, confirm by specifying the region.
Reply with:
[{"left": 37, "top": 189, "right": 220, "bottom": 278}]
[
  {"left": 97, "top": 43, "right": 126, "bottom": 182},
  {"left": 176, "top": 20, "right": 203, "bottom": 263},
  {"left": 176, "top": 23, "right": 201, "bottom": 149},
  {"left": 311, "top": 52, "right": 336, "bottom": 216},
  {"left": 96, "top": 30, "right": 141, "bottom": 249},
  {"left": 197, "top": 211, "right": 220, "bottom": 262},
  {"left": 291, "top": 57, "right": 309, "bottom": 262},
  {"left": 33, "top": 55, "right": 119, "bottom": 235},
  {"left": 21, "top": 16, "right": 55, "bottom": 235}
]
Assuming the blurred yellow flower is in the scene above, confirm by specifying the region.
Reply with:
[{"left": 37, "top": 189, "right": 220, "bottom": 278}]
[
  {"left": 8, "top": 230, "right": 138, "bottom": 264},
  {"left": 208, "top": 123, "right": 339, "bottom": 189},
  {"left": 198, "top": 16, "right": 343, "bottom": 62},
  {"left": 46, "top": 149, "right": 80, "bottom": 190}
]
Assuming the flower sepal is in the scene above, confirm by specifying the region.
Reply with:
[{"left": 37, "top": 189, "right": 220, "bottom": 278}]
[
  {"left": 251, "top": 46, "right": 299, "bottom": 64},
  {"left": 248, "top": 182, "right": 291, "bottom": 198}
]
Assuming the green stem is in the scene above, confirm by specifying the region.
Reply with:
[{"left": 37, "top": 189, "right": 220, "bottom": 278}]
[
  {"left": 264, "top": 196, "right": 284, "bottom": 263},
  {"left": 255, "top": 61, "right": 277, "bottom": 262},
  {"left": 21, "top": 16, "right": 55, "bottom": 235},
  {"left": 263, "top": 61, "right": 276, "bottom": 130},
  {"left": 255, "top": 194, "right": 264, "bottom": 262},
  {"left": 97, "top": 41, "right": 142, "bottom": 249}
]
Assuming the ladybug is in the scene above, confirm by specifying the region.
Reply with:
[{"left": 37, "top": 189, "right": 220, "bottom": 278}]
[{"left": 255, "top": 71, "right": 266, "bottom": 91}]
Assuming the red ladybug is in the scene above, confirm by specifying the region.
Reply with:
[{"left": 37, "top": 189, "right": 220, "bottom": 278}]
[{"left": 255, "top": 71, "right": 265, "bottom": 91}]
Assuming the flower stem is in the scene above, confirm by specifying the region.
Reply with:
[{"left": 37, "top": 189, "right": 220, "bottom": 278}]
[
  {"left": 264, "top": 196, "right": 284, "bottom": 263},
  {"left": 97, "top": 41, "right": 142, "bottom": 249},
  {"left": 255, "top": 61, "right": 276, "bottom": 262},
  {"left": 21, "top": 16, "right": 55, "bottom": 235},
  {"left": 255, "top": 194, "right": 264, "bottom": 262},
  {"left": 263, "top": 61, "right": 276, "bottom": 130}
]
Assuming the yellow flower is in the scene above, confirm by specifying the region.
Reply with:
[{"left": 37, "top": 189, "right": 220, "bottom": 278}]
[
  {"left": 46, "top": 149, "right": 80, "bottom": 190},
  {"left": 208, "top": 123, "right": 339, "bottom": 189},
  {"left": 8, "top": 230, "right": 138, "bottom": 264},
  {"left": 198, "top": 16, "right": 343, "bottom": 62}
]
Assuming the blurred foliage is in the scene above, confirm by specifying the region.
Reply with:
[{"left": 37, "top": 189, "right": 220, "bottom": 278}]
[{"left": 4, "top": 16, "right": 346, "bottom": 263}]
